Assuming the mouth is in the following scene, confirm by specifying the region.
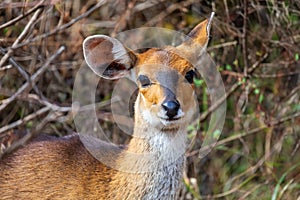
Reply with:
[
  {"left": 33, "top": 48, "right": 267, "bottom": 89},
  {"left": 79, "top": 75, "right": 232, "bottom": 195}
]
[
  {"left": 159, "top": 117, "right": 182, "bottom": 126},
  {"left": 159, "top": 117, "right": 181, "bottom": 121}
]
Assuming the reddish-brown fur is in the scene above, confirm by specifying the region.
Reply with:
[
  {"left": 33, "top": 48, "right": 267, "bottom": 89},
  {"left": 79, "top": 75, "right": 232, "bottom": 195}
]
[{"left": 0, "top": 135, "right": 112, "bottom": 199}]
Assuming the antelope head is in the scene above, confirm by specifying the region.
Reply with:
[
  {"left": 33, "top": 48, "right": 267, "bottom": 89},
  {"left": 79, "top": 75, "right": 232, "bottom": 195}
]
[{"left": 83, "top": 15, "right": 213, "bottom": 135}]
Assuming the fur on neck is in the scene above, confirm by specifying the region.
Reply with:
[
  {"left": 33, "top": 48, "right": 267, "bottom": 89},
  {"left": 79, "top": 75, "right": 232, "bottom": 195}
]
[{"left": 107, "top": 121, "right": 187, "bottom": 199}]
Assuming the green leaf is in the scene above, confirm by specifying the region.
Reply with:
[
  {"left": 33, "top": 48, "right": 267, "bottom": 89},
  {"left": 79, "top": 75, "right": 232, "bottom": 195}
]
[
  {"left": 187, "top": 125, "right": 195, "bottom": 132},
  {"left": 233, "top": 59, "right": 238, "bottom": 67},
  {"left": 3, "top": 27, "right": 9, "bottom": 35},
  {"left": 259, "top": 93, "right": 264, "bottom": 103},
  {"left": 272, "top": 32, "right": 279, "bottom": 41},
  {"left": 238, "top": 77, "right": 246, "bottom": 85},
  {"left": 26, "top": 121, "right": 33, "bottom": 128},
  {"left": 193, "top": 78, "right": 204, "bottom": 87},
  {"left": 254, "top": 88, "right": 260, "bottom": 95},
  {"left": 289, "top": 14, "right": 299, "bottom": 24},
  {"left": 295, "top": 53, "right": 299, "bottom": 61},
  {"left": 225, "top": 64, "right": 232, "bottom": 70},
  {"left": 218, "top": 65, "right": 224, "bottom": 72},
  {"left": 213, "top": 129, "right": 221, "bottom": 139},
  {"left": 292, "top": 104, "right": 300, "bottom": 111},
  {"left": 272, "top": 163, "right": 300, "bottom": 200}
]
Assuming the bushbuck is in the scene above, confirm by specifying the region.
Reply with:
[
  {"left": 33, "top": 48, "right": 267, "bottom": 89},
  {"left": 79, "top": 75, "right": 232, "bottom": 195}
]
[{"left": 0, "top": 14, "right": 214, "bottom": 200}]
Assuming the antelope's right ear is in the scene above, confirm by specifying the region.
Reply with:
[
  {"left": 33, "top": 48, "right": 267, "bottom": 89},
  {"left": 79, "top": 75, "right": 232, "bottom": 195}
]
[{"left": 83, "top": 35, "right": 137, "bottom": 80}]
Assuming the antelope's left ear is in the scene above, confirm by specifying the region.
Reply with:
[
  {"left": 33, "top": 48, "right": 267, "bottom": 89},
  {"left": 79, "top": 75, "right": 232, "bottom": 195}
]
[{"left": 177, "top": 12, "right": 214, "bottom": 58}]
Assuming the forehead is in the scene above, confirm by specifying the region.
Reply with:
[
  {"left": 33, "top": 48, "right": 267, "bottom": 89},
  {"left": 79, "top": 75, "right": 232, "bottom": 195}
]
[{"left": 136, "top": 47, "right": 192, "bottom": 75}]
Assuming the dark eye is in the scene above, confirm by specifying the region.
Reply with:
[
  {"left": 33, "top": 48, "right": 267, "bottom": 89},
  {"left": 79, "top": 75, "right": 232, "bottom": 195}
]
[
  {"left": 138, "top": 75, "right": 151, "bottom": 87},
  {"left": 185, "top": 70, "right": 196, "bottom": 84}
]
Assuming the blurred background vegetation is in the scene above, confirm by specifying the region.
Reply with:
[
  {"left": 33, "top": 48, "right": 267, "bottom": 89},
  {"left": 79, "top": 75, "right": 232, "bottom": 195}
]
[{"left": 0, "top": 0, "right": 299, "bottom": 199}]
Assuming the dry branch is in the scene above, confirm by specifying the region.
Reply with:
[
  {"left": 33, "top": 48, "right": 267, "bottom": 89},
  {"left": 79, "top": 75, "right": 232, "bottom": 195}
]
[
  {"left": 0, "top": 106, "right": 50, "bottom": 134},
  {"left": 0, "top": 46, "right": 65, "bottom": 112},
  {"left": 0, "top": 0, "right": 46, "bottom": 30},
  {"left": 4, "top": 0, "right": 108, "bottom": 51},
  {"left": 0, "top": 8, "right": 43, "bottom": 68},
  {"left": 0, "top": 110, "right": 62, "bottom": 158}
]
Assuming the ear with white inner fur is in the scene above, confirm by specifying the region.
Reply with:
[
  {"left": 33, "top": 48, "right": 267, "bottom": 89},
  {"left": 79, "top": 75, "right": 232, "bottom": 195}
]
[{"left": 83, "top": 35, "right": 137, "bottom": 80}]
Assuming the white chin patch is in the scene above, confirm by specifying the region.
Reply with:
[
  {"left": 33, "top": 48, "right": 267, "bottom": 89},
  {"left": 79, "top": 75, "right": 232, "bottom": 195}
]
[
  {"left": 159, "top": 118, "right": 180, "bottom": 126},
  {"left": 141, "top": 109, "right": 161, "bottom": 126}
]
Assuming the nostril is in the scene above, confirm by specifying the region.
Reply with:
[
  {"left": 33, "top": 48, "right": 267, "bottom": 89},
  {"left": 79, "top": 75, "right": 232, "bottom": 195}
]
[{"left": 162, "top": 100, "right": 180, "bottom": 119}]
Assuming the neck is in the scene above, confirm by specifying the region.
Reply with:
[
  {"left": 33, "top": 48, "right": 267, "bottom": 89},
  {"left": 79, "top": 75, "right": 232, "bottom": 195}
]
[{"left": 108, "top": 115, "right": 187, "bottom": 199}]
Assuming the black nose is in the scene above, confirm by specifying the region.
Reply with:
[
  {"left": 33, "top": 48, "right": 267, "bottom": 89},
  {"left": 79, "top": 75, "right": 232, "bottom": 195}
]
[{"left": 162, "top": 100, "right": 180, "bottom": 119}]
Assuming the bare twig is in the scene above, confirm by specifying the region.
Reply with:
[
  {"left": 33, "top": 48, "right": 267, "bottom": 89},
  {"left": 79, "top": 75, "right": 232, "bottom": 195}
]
[
  {"left": 242, "top": 0, "right": 248, "bottom": 77},
  {"left": 253, "top": 71, "right": 300, "bottom": 78},
  {"left": 221, "top": 70, "right": 244, "bottom": 78},
  {"left": 247, "top": 53, "right": 268, "bottom": 73},
  {"left": 223, "top": 0, "right": 230, "bottom": 22},
  {"left": 111, "top": 0, "right": 137, "bottom": 37},
  {"left": 199, "top": 81, "right": 239, "bottom": 122},
  {"left": 0, "top": 46, "right": 65, "bottom": 112},
  {"left": 199, "top": 131, "right": 287, "bottom": 199},
  {"left": 190, "top": 111, "right": 300, "bottom": 157},
  {"left": 0, "top": 8, "right": 43, "bottom": 68},
  {"left": 28, "top": 94, "right": 72, "bottom": 113},
  {"left": 0, "top": 0, "right": 59, "bottom": 9},
  {"left": 0, "top": 47, "right": 43, "bottom": 97},
  {"left": 144, "top": 0, "right": 195, "bottom": 26},
  {"left": 0, "top": 0, "right": 45, "bottom": 30},
  {"left": 199, "top": 53, "right": 268, "bottom": 122},
  {"left": 6, "top": 0, "right": 107, "bottom": 51},
  {"left": 0, "top": 107, "right": 50, "bottom": 134},
  {"left": 133, "top": 0, "right": 162, "bottom": 12},
  {"left": 207, "top": 40, "right": 238, "bottom": 51},
  {"left": 0, "top": 110, "right": 62, "bottom": 158}
]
